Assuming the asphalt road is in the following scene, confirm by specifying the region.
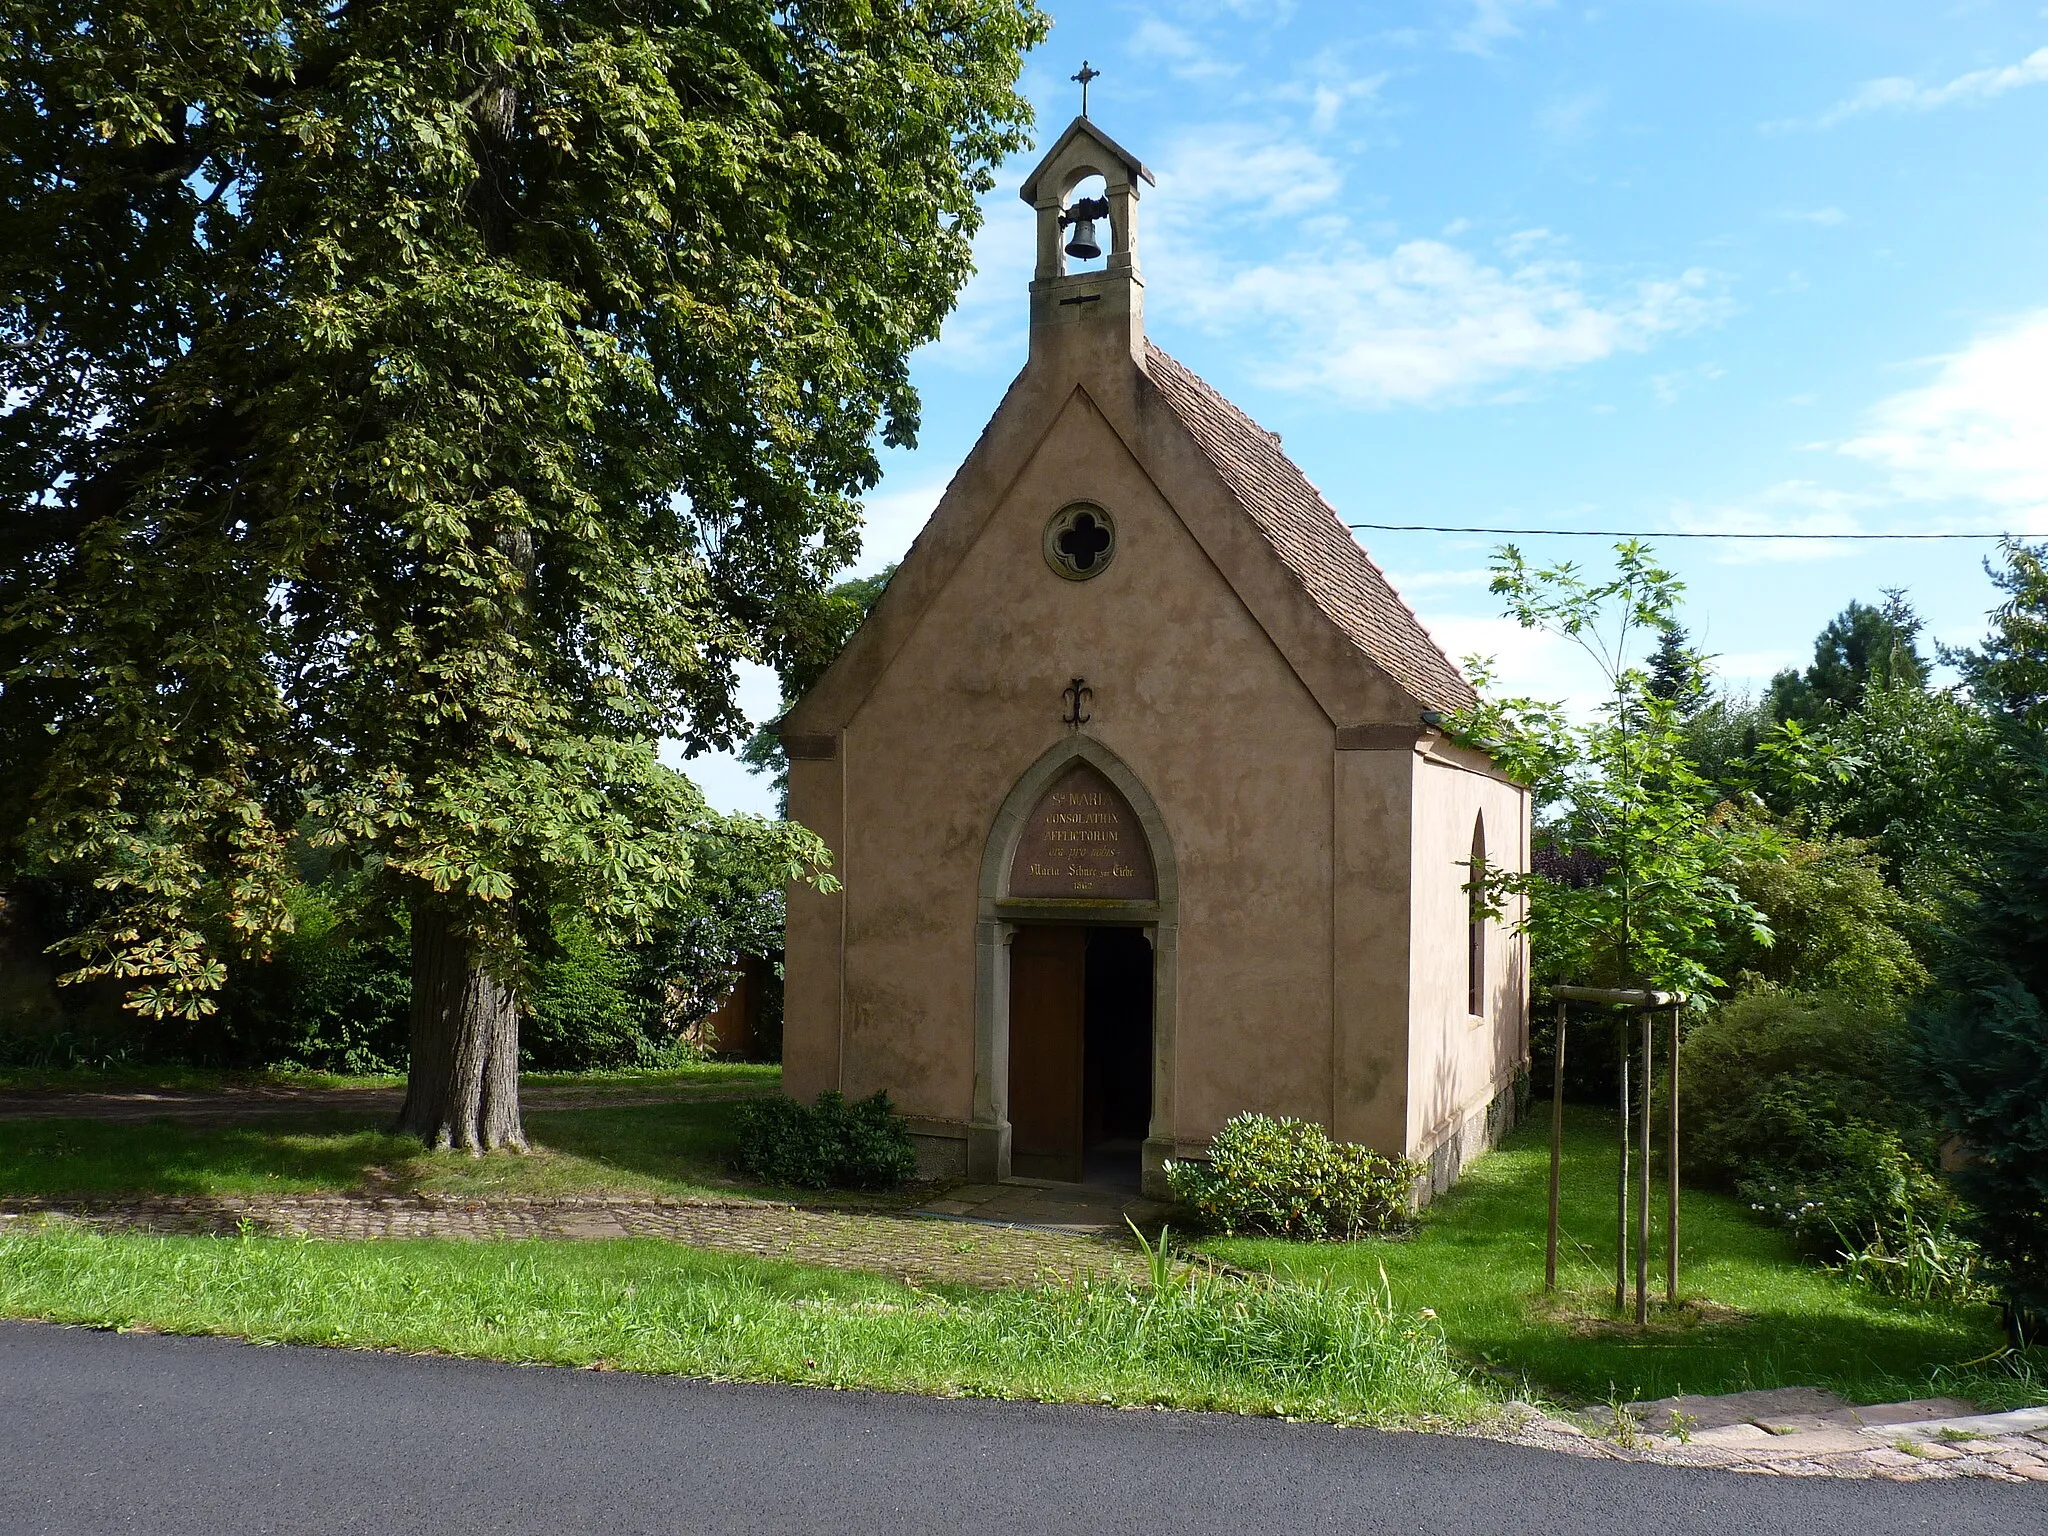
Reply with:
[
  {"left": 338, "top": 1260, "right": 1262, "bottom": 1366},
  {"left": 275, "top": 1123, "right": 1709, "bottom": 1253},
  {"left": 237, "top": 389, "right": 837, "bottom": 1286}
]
[{"left": 2, "top": 1321, "right": 2039, "bottom": 1535}]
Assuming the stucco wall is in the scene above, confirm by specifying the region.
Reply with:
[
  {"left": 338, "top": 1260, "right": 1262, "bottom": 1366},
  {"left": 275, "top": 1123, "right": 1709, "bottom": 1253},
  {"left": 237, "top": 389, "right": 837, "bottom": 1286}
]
[
  {"left": 782, "top": 239, "right": 1529, "bottom": 1189},
  {"left": 1405, "top": 747, "right": 1531, "bottom": 1184},
  {"left": 1331, "top": 745, "right": 1415, "bottom": 1155},
  {"left": 818, "top": 388, "right": 1352, "bottom": 1150},
  {"left": 782, "top": 753, "right": 844, "bottom": 1105}
]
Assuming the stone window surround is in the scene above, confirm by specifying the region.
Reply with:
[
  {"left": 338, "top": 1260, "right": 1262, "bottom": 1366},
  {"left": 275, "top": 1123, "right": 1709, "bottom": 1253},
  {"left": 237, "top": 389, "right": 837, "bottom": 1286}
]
[{"left": 1043, "top": 501, "right": 1117, "bottom": 581}]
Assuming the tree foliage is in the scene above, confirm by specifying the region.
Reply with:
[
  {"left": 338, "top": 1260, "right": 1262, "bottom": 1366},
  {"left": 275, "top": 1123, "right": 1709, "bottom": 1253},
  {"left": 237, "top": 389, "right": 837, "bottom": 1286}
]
[
  {"left": 1714, "top": 816, "right": 1927, "bottom": 1011},
  {"left": 741, "top": 563, "right": 896, "bottom": 812},
  {"left": 1947, "top": 537, "right": 2048, "bottom": 731},
  {"left": 1913, "top": 727, "right": 2048, "bottom": 1319},
  {"left": 1, "top": 1, "right": 1045, "bottom": 1139},
  {"left": 1767, "top": 591, "right": 1929, "bottom": 725},
  {"left": 1455, "top": 542, "right": 1771, "bottom": 996}
]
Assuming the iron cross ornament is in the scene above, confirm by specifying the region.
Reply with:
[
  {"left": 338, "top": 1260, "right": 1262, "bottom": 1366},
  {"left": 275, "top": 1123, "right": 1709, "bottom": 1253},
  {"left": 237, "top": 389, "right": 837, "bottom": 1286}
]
[{"left": 1062, "top": 677, "right": 1093, "bottom": 728}]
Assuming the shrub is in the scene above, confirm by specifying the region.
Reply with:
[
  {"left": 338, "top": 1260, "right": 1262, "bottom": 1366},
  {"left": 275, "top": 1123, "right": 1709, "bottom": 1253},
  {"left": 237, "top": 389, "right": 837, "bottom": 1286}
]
[
  {"left": 210, "top": 885, "right": 410, "bottom": 1073},
  {"left": 732, "top": 1089, "right": 915, "bottom": 1190},
  {"left": 1833, "top": 1207, "right": 1984, "bottom": 1307},
  {"left": 1683, "top": 988, "right": 1956, "bottom": 1263},
  {"left": 524, "top": 918, "right": 705, "bottom": 1072},
  {"left": 1166, "top": 1114, "right": 1419, "bottom": 1241},
  {"left": 1716, "top": 820, "right": 1929, "bottom": 1011},
  {"left": 1913, "top": 725, "right": 2048, "bottom": 1326},
  {"left": 1734, "top": 1114, "right": 1953, "bottom": 1258},
  {"left": 1683, "top": 990, "right": 1933, "bottom": 1180}
]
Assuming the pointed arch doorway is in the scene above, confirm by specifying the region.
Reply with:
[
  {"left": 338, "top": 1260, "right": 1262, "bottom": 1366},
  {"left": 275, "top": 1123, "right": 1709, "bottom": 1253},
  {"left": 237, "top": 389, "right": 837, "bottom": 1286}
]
[{"left": 971, "top": 740, "right": 1179, "bottom": 1195}]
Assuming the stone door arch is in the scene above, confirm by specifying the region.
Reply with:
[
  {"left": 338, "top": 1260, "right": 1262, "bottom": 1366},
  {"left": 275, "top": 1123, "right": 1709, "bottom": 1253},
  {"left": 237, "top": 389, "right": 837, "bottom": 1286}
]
[{"left": 970, "top": 736, "right": 1179, "bottom": 1194}]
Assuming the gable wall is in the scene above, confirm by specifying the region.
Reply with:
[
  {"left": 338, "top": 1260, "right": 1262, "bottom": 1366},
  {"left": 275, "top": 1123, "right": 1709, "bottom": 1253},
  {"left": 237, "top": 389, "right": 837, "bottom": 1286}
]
[{"left": 819, "top": 388, "right": 1368, "bottom": 1147}]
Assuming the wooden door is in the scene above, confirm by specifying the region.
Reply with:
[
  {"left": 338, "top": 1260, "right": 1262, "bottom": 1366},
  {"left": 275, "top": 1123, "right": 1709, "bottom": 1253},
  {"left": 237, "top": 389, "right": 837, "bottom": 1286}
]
[{"left": 1008, "top": 925, "right": 1086, "bottom": 1181}]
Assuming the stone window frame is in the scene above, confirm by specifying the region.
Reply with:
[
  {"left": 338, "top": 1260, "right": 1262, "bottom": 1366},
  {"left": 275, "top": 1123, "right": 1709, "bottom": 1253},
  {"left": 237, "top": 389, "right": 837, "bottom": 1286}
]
[
  {"left": 1043, "top": 501, "right": 1117, "bottom": 581},
  {"left": 1467, "top": 812, "right": 1488, "bottom": 1021}
]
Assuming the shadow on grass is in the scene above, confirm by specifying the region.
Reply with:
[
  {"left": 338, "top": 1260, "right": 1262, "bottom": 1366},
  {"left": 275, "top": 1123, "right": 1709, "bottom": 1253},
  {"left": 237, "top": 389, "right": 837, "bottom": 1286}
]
[
  {"left": 0, "top": 1115, "right": 417, "bottom": 1197},
  {"left": 1205, "top": 1104, "right": 2042, "bottom": 1410},
  {"left": 0, "top": 1101, "right": 754, "bottom": 1201}
]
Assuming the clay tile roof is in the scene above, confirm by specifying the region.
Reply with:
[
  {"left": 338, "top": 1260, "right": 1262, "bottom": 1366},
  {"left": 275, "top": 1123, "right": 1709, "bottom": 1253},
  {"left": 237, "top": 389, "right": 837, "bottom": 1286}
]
[{"left": 1143, "top": 342, "right": 1477, "bottom": 717}]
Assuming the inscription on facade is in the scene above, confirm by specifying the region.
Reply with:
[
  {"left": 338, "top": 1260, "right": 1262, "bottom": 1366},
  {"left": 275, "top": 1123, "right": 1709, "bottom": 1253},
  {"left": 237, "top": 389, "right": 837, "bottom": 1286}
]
[{"left": 1006, "top": 762, "right": 1157, "bottom": 901}]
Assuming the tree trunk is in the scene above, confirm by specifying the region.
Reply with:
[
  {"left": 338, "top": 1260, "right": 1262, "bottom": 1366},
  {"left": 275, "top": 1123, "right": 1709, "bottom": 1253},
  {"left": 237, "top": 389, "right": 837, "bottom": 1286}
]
[{"left": 396, "top": 901, "right": 527, "bottom": 1153}]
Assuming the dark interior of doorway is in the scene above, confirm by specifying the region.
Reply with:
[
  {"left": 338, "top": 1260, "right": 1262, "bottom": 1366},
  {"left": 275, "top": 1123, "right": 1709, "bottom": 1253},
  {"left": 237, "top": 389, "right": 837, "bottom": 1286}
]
[{"left": 1082, "top": 927, "right": 1153, "bottom": 1190}]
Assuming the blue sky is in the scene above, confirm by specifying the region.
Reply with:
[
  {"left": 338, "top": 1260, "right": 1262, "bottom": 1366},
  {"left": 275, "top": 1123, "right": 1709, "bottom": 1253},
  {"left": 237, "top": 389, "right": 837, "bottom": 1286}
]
[{"left": 684, "top": 1, "right": 2048, "bottom": 816}]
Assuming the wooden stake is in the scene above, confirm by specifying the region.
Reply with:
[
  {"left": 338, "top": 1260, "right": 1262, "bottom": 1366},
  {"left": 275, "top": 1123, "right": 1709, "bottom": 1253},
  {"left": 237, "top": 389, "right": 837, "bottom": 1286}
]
[
  {"left": 1667, "top": 1004, "right": 1681, "bottom": 1304},
  {"left": 1637, "top": 1010, "right": 1652, "bottom": 1326},
  {"left": 1616, "top": 1022, "right": 1629, "bottom": 1316},
  {"left": 1546, "top": 999, "right": 1566, "bottom": 1292}
]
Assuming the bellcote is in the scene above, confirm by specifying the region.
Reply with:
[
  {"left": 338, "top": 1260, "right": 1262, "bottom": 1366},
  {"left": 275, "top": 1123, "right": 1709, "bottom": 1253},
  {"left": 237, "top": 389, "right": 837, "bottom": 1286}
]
[{"left": 1018, "top": 116, "right": 1155, "bottom": 364}]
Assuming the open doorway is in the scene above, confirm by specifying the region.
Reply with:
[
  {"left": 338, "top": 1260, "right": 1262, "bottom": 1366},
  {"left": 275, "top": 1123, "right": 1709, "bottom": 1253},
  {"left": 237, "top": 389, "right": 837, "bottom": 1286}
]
[
  {"left": 1008, "top": 924, "right": 1153, "bottom": 1186},
  {"left": 1083, "top": 928, "right": 1153, "bottom": 1189}
]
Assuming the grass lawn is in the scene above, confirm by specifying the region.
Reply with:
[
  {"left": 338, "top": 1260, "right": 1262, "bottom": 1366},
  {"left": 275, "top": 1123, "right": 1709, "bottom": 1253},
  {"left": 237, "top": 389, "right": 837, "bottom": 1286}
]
[
  {"left": 0, "top": 1062, "right": 781, "bottom": 1094},
  {"left": 0, "top": 1101, "right": 766, "bottom": 1202},
  {"left": 3, "top": 1093, "right": 2038, "bottom": 1425},
  {"left": 0, "top": 1226, "right": 1490, "bottom": 1428},
  {"left": 1203, "top": 1105, "right": 2044, "bottom": 1412}
]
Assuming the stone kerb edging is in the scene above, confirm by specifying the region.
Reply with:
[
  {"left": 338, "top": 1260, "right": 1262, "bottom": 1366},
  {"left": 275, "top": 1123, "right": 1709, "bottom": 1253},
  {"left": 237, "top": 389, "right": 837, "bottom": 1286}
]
[{"left": 1490, "top": 1389, "right": 2048, "bottom": 1483}]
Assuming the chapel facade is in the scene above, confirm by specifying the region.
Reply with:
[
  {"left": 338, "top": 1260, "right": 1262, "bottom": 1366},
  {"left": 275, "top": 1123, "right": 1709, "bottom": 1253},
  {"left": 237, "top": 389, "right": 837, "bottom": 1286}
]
[{"left": 776, "top": 116, "right": 1530, "bottom": 1201}]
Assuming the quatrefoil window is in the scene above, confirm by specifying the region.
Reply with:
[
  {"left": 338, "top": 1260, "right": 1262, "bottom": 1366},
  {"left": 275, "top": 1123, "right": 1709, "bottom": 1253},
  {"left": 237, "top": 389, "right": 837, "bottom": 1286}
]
[{"left": 1044, "top": 502, "right": 1117, "bottom": 581}]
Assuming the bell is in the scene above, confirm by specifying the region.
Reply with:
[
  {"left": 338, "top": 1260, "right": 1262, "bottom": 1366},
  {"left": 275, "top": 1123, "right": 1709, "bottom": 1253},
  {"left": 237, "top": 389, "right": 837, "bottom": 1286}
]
[{"left": 1060, "top": 194, "right": 1109, "bottom": 262}]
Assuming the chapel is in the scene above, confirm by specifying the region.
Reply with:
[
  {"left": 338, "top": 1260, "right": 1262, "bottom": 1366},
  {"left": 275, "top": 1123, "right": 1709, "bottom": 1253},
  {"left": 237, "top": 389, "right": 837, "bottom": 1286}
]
[{"left": 776, "top": 114, "right": 1530, "bottom": 1201}]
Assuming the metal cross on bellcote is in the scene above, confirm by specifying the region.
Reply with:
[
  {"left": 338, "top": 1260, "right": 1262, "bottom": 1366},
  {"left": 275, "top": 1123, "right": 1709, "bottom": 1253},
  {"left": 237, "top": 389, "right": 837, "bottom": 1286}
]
[{"left": 1072, "top": 61, "right": 1100, "bottom": 118}]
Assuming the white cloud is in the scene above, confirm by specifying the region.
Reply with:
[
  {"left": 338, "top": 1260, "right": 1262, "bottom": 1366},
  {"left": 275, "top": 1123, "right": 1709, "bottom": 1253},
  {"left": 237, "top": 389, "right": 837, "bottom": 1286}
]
[
  {"left": 1838, "top": 309, "right": 2048, "bottom": 513},
  {"left": 852, "top": 479, "right": 950, "bottom": 577},
  {"left": 1801, "top": 45, "right": 2048, "bottom": 129},
  {"left": 1142, "top": 126, "right": 1726, "bottom": 407},
  {"left": 1151, "top": 123, "right": 1345, "bottom": 218},
  {"left": 1667, "top": 480, "right": 1890, "bottom": 563},
  {"left": 1501, "top": 226, "right": 1563, "bottom": 259},
  {"left": 1164, "top": 236, "right": 1724, "bottom": 408},
  {"left": 1630, "top": 312, "right": 2048, "bottom": 574},
  {"left": 1711, "top": 649, "right": 1803, "bottom": 688},
  {"left": 1780, "top": 206, "right": 1848, "bottom": 227},
  {"left": 1421, "top": 613, "right": 1614, "bottom": 712},
  {"left": 1131, "top": 16, "right": 1241, "bottom": 83},
  {"left": 919, "top": 196, "right": 1036, "bottom": 372},
  {"left": 1648, "top": 362, "right": 1724, "bottom": 405},
  {"left": 1452, "top": 0, "right": 1555, "bottom": 57},
  {"left": 1274, "top": 56, "right": 1394, "bottom": 133},
  {"left": 1534, "top": 89, "right": 1604, "bottom": 144},
  {"left": 1382, "top": 567, "right": 1494, "bottom": 592}
]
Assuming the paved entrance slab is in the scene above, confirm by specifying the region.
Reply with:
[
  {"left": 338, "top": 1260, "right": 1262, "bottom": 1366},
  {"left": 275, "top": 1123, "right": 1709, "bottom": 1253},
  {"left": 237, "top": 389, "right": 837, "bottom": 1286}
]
[{"left": 911, "top": 1181, "right": 1171, "bottom": 1233}]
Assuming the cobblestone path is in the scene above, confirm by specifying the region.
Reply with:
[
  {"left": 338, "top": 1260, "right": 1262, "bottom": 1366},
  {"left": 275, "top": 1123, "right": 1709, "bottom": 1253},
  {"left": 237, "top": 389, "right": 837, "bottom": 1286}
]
[{"left": 0, "top": 1194, "right": 1145, "bottom": 1290}]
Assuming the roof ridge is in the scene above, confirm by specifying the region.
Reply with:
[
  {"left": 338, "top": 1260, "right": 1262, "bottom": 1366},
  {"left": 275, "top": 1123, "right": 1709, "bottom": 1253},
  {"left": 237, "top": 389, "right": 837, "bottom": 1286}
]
[{"left": 1141, "top": 342, "right": 1475, "bottom": 716}]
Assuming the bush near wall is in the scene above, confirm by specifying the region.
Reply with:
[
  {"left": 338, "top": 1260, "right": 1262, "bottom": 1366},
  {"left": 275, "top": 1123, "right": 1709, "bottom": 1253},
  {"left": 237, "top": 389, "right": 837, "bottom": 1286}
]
[
  {"left": 1167, "top": 1114, "right": 1421, "bottom": 1241},
  {"left": 732, "top": 1090, "right": 916, "bottom": 1190}
]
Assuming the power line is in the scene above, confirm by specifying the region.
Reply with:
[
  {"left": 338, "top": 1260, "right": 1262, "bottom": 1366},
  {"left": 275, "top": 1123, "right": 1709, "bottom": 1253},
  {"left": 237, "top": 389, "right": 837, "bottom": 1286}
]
[{"left": 1345, "top": 523, "right": 2039, "bottom": 541}]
